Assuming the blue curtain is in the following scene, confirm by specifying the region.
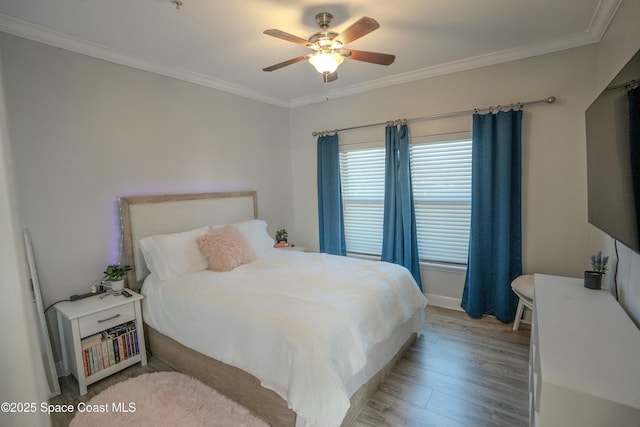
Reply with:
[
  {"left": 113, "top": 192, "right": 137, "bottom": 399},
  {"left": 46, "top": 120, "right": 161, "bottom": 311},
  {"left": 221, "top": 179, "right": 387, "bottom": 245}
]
[
  {"left": 628, "top": 87, "right": 640, "bottom": 245},
  {"left": 317, "top": 134, "right": 346, "bottom": 255},
  {"left": 382, "top": 124, "right": 423, "bottom": 289},
  {"left": 461, "top": 110, "right": 523, "bottom": 322}
]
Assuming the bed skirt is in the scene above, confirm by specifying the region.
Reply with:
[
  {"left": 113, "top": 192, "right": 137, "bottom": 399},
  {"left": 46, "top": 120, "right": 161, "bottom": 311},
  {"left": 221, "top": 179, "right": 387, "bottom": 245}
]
[{"left": 144, "top": 323, "right": 417, "bottom": 427}]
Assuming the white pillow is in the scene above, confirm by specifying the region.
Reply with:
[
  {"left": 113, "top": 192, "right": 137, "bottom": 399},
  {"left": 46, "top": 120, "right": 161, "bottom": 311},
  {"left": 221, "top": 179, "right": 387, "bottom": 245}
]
[
  {"left": 139, "top": 227, "right": 209, "bottom": 281},
  {"left": 232, "top": 220, "right": 275, "bottom": 254}
]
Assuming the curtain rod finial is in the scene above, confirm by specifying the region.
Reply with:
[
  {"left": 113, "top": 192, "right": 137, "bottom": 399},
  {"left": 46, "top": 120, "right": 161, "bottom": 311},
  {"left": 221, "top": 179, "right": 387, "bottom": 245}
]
[{"left": 547, "top": 96, "right": 556, "bottom": 104}]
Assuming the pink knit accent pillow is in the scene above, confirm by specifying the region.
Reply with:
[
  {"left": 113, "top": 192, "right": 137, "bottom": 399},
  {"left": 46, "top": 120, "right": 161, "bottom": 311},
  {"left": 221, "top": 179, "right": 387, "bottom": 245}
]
[{"left": 197, "top": 226, "right": 256, "bottom": 272}]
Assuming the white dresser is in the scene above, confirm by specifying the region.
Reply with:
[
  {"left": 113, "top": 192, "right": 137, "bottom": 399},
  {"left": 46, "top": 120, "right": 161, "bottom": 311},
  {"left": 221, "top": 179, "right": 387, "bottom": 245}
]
[{"left": 530, "top": 274, "right": 640, "bottom": 426}]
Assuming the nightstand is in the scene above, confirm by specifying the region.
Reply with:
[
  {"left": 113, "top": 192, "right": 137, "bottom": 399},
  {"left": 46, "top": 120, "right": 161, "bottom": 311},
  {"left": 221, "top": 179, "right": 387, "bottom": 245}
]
[
  {"left": 277, "top": 245, "right": 306, "bottom": 252},
  {"left": 55, "top": 290, "right": 147, "bottom": 395}
]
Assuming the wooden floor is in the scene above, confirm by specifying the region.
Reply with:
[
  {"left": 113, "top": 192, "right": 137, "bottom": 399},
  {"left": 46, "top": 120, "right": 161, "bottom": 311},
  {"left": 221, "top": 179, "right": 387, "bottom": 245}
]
[
  {"left": 49, "top": 306, "right": 530, "bottom": 427},
  {"left": 355, "top": 306, "right": 531, "bottom": 427}
]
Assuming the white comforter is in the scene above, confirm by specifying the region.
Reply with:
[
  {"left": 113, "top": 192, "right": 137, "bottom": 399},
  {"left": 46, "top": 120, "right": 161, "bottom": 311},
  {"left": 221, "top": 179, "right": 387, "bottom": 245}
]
[{"left": 142, "top": 249, "right": 427, "bottom": 427}]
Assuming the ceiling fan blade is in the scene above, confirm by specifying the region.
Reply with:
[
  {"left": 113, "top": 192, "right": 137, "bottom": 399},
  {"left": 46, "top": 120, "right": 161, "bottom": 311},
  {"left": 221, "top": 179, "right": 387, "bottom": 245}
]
[
  {"left": 263, "top": 29, "right": 311, "bottom": 47},
  {"left": 263, "top": 55, "right": 309, "bottom": 72},
  {"left": 336, "top": 17, "right": 380, "bottom": 45},
  {"left": 323, "top": 71, "right": 338, "bottom": 83},
  {"left": 343, "top": 49, "right": 395, "bottom": 65}
]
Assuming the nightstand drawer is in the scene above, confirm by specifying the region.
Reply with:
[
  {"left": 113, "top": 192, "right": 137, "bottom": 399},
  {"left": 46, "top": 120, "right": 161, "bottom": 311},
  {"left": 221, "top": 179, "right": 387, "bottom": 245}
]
[{"left": 79, "top": 303, "right": 135, "bottom": 338}]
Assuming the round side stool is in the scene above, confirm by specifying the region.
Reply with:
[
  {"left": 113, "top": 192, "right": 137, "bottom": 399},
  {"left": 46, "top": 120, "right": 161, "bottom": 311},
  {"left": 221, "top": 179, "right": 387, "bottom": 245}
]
[{"left": 511, "top": 274, "right": 534, "bottom": 331}]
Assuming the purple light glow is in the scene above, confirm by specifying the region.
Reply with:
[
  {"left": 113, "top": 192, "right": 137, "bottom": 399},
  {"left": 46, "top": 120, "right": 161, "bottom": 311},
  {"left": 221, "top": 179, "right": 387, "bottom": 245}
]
[
  {"left": 109, "top": 196, "right": 122, "bottom": 265},
  {"left": 117, "top": 183, "right": 254, "bottom": 198}
]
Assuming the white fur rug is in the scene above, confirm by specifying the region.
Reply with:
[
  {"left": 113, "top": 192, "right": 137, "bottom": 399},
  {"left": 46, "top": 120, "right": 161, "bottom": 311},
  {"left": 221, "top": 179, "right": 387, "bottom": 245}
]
[{"left": 69, "top": 371, "right": 268, "bottom": 427}]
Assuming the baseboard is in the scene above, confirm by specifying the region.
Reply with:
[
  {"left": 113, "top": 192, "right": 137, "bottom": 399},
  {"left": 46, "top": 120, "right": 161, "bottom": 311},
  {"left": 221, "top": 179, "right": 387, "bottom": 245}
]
[
  {"left": 425, "top": 293, "right": 463, "bottom": 312},
  {"left": 56, "top": 360, "right": 67, "bottom": 377}
]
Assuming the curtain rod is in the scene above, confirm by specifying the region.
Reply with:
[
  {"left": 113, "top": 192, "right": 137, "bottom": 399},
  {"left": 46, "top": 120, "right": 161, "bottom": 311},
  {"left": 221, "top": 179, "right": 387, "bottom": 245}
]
[
  {"left": 605, "top": 78, "right": 639, "bottom": 92},
  {"left": 312, "top": 96, "right": 556, "bottom": 137}
]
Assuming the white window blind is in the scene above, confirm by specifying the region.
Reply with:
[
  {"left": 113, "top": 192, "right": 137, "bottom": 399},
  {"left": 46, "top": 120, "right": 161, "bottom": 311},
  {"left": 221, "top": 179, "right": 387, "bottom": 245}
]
[
  {"left": 339, "top": 136, "right": 472, "bottom": 265},
  {"left": 411, "top": 139, "right": 472, "bottom": 265},
  {"left": 340, "top": 147, "right": 385, "bottom": 256}
]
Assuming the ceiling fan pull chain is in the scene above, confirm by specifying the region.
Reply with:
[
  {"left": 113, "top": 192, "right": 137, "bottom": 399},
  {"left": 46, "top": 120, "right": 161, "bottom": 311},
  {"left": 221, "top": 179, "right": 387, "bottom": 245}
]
[{"left": 324, "top": 77, "right": 329, "bottom": 101}]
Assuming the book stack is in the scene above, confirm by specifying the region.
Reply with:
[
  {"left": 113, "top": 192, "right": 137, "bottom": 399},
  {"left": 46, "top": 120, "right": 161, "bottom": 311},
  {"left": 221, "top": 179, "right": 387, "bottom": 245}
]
[{"left": 80, "top": 321, "right": 139, "bottom": 377}]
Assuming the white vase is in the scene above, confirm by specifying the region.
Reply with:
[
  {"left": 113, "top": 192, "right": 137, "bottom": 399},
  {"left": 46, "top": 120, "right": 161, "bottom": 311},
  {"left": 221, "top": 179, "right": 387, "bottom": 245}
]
[{"left": 108, "top": 279, "right": 125, "bottom": 291}]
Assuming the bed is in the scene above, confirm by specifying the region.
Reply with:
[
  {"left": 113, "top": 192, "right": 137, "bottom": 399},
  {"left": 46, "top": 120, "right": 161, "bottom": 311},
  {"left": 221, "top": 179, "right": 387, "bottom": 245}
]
[{"left": 121, "top": 191, "right": 427, "bottom": 427}]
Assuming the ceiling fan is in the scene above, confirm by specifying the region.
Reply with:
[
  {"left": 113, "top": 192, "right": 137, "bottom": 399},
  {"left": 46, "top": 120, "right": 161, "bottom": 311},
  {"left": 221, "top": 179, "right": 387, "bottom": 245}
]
[{"left": 262, "top": 12, "right": 395, "bottom": 83}]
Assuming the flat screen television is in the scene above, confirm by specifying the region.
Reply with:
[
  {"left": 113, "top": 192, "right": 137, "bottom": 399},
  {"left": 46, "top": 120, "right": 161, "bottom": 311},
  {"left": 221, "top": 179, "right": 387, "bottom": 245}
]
[{"left": 586, "top": 49, "right": 640, "bottom": 253}]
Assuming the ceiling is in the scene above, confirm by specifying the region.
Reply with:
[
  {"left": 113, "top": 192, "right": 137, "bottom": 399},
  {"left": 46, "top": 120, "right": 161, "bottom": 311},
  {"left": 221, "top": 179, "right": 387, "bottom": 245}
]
[{"left": 0, "top": 0, "right": 622, "bottom": 108}]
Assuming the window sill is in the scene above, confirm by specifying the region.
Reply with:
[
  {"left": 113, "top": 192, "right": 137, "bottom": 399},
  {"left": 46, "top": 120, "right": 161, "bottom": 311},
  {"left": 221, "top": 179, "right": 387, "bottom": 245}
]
[
  {"left": 346, "top": 253, "right": 381, "bottom": 262},
  {"left": 420, "top": 261, "right": 467, "bottom": 274},
  {"left": 347, "top": 253, "right": 467, "bottom": 275}
]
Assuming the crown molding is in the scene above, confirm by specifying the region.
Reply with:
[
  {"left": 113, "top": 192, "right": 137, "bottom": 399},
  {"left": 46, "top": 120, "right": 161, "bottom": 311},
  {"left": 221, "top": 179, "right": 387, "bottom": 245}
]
[
  {"left": 0, "top": 0, "right": 623, "bottom": 109},
  {"left": 291, "top": 6, "right": 622, "bottom": 108},
  {"left": 588, "top": 0, "right": 623, "bottom": 42},
  {"left": 291, "top": 31, "right": 596, "bottom": 107},
  {"left": 0, "top": 13, "right": 290, "bottom": 108},
  {"left": 288, "top": 0, "right": 624, "bottom": 107}
]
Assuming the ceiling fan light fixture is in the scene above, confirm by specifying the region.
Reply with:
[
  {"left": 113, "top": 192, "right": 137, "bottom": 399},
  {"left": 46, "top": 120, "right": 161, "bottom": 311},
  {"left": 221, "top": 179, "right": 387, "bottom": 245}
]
[
  {"left": 309, "top": 52, "right": 344, "bottom": 74},
  {"left": 263, "top": 13, "right": 392, "bottom": 82}
]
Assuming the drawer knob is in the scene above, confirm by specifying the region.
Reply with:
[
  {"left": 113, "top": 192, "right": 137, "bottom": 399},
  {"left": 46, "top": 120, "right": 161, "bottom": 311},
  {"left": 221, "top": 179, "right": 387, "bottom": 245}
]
[{"left": 97, "top": 314, "right": 121, "bottom": 323}]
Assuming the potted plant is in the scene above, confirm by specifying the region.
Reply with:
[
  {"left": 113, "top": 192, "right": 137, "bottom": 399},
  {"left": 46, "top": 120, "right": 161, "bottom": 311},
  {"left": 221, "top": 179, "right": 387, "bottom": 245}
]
[
  {"left": 591, "top": 251, "right": 609, "bottom": 274},
  {"left": 584, "top": 251, "right": 608, "bottom": 290},
  {"left": 103, "top": 264, "right": 132, "bottom": 291},
  {"left": 275, "top": 229, "right": 289, "bottom": 248},
  {"left": 276, "top": 229, "right": 288, "bottom": 243}
]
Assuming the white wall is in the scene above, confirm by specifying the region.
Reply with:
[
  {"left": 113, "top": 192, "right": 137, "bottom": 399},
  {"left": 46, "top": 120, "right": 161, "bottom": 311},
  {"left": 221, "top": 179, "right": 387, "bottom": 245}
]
[
  {"left": 0, "top": 53, "right": 50, "bottom": 426},
  {"left": 2, "top": 0, "right": 639, "bottom": 386},
  {"left": 0, "top": 33, "right": 293, "bottom": 359},
  {"left": 586, "top": 0, "right": 640, "bottom": 326},
  {"left": 290, "top": 46, "right": 598, "bottom": 304}
]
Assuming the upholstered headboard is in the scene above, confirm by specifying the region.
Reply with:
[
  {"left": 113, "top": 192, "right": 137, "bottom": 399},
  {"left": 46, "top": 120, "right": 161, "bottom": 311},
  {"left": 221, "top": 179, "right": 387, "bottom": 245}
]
[{"left": 120, "top": 191, "right": 258, "bottom": 289}]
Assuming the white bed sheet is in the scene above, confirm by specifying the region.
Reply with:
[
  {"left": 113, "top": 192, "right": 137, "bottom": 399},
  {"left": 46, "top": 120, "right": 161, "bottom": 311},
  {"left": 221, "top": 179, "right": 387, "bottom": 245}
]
[{"left": 141, "top": 249, "right": 427, "bottom": 427}]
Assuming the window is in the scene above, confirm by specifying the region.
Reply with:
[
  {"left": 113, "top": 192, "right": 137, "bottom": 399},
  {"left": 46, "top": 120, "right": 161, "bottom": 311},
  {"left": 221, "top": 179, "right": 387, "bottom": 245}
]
[
  {"left": 411, "top": 138, "right": 472, "bottom": 265},
  {"left": 339, "top": 135, "right": 472, "bottom": 265},
  {"left": 340, "top": 147, "right": 385, "bottom": 256}
]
